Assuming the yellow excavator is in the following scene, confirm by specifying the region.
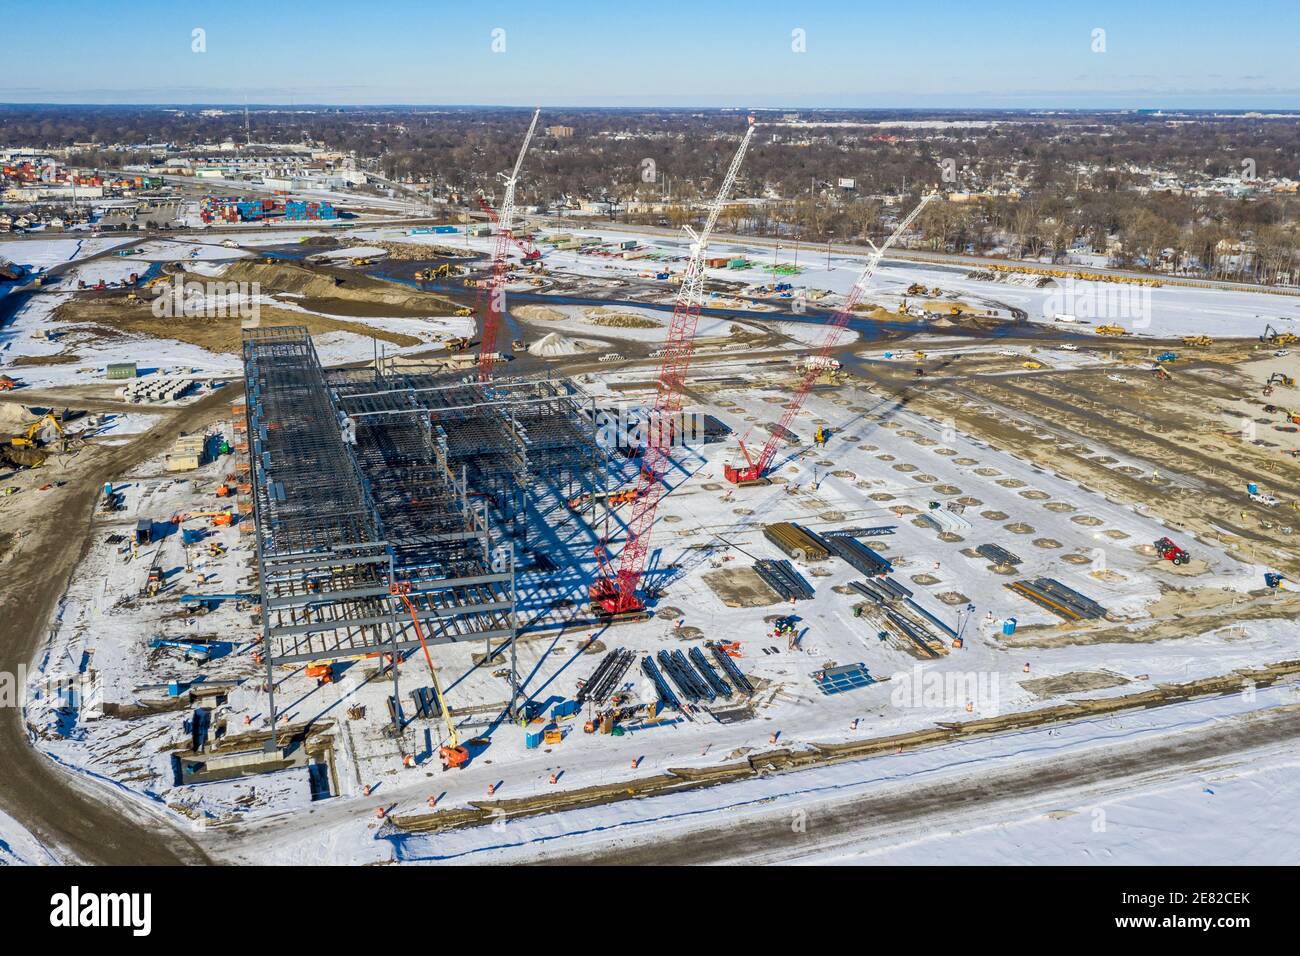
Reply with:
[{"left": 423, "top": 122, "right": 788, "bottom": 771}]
[{"left": 9, "top": 414, "right": 64, "bottom": 448}]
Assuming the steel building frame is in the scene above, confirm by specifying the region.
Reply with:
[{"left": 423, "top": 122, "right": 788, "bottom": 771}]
[{"left": 242, "top": 328, "right": 603, "bottom": 747}]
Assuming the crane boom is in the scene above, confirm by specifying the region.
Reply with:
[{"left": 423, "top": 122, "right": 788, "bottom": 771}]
[
  {"left": 479, "top": 108, "right": 541, "bottom": 381},
  {"left": 591, "top": 119, "right": 757, "bottom": 615},
  {"left": 725, "top": 192, "right": 937, "bottom": 483}
]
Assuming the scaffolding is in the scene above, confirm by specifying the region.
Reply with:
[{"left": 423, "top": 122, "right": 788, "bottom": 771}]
[{"left": 242, "top": 328, "right": 604, "bottom": 747}]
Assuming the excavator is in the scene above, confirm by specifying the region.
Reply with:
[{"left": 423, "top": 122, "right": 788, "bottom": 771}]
[
  {"left": 9, "top": 413, "right": 64, "bottom": 448},
  {"left": 1260, "top": 324, "right": 1299, "bottom": 347},
  {"left": 389, "top": 583, "right": 469, "bottom": 770}
]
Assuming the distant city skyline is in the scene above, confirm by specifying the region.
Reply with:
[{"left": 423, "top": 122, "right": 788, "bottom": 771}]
[{"left": 3, "top": 0, "right": 1299, "bottom": 109}]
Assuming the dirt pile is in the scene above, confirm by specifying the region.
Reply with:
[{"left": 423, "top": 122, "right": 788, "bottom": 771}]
[{"left": 529, "top": 332, "right": 587, "bottom": 357}]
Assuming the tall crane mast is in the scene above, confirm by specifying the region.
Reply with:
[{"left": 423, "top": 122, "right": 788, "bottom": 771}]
[
  {"left": 479, "top": 108, "right": 541, "bottom": 381},
  {"left": 591, "top": 119, "right": 757, "bottom": 616},
  {"left": 724, "top": 192, "right": 937, "bottom": 484}
]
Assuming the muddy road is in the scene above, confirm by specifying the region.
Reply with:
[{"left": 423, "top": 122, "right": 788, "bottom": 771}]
[{"left": 0, "top": 385, "right": 238, "bottom": 864}]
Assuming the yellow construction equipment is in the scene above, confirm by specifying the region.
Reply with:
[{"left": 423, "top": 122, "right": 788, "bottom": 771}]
[
  {"left": 1182, "top": 335, "right": 1213, "bottom": 347},
  {"left": 1022, "top": 360, "right": 1044, "bottom": 370},
  {"left": 9, "top": 414, "right": 64, "bottom": 448},
  {"left": 1095, "top": 324, "right": 1128, "bottom": 337},
  {"left": 389, "top": 583, "right": 469, "bottom": 770}
]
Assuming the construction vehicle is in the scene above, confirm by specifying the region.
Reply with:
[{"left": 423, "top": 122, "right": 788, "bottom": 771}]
[
  {"left": 906, "top": 283, "right": 927, "bottom": 296},
  {"left": 389, "top": 583, "right": 469, "bottom": 769},
  {"left": 9, "top": 413, "right": 64, "bottom": 449},
  {"left": 1153, "top": 366, "right": 1172, "bottom": 381},
  {"left": 1267, "top": 372, "right": 1295, "bottom": 388},
  {"left": 1260, "top": 324, "right": 1299, "bottom": 347},
  {"left": 1156, "top": 351, "right": 1177, "bottom": 363},
  {"left": 724, "top": 192, "right": 935, "bottom": 486},
  {"left": 1095, "top": 324, "right": 1128, "bottom": 337},
  {"left": 477, "top": 108, "right": 542, "bottom": 382},
  {"left": 1265, "top": 572, "right": 1286, "bottom": 589},
  {"left": 1182, "top": 335, "right": 1213, "bottom": 347},
  {"left": 590, "top": 120, "right": 758, "bottom": 617},
  {"left": 1153, "top": 536, "right": 1190, "bottom": 566},
  {"left": 1022, "top": 361, "right": 1044, "bottom": 370}
]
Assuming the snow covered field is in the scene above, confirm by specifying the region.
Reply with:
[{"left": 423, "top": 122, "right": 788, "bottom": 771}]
[
  {"left": 354, "top": 223, "right": 1300, "bottom": 340},
  {"left": 0, "top": 808, "right": 55, "bottom": 866},
  {"left": 21, "top": 365, "right": 1296, "bottom": 863}
]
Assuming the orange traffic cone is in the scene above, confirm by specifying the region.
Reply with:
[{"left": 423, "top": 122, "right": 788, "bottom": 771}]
[
  {"left": 487, "top": 782, "right": 496, "bottom": 796},
  {"left": 427, "top": 795, "right": 437, "bottom": 808},
  {"left": 631, "top": 757, "right": 640, "bottom": 769},
  {"left": 1023, "top": 662, "right": 1031, "bottom": 673},
  {"left": 375, "top": 806, "right": 385, "bottom": 819},
  {"left": 549, "top": 773, "right": 558, "bottom": 785}
]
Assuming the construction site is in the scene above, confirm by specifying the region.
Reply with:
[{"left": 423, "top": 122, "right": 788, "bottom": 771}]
[{"left": 3, "top": 115, "right": 1300, "bottom": 867}]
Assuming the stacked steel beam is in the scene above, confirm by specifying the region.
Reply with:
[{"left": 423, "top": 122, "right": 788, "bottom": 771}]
[{"left": 754, "top": 559, "right": 816, "bottom": 600}]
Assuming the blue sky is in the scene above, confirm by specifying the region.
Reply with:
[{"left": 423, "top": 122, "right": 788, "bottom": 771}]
[{"left": 2, "top": 0, "right": 1298, "bottom": 108}]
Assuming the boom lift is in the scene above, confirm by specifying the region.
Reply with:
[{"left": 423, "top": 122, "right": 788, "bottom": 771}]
[
  {"left": 589, "top": 119, "right": 758, "bottom": 618},
  {"left": 479, "top": 108, "right": 541, "bottom": 382},
  {"left": 389, "top": 583, "right": 469, "bottom": 769},
  {"left": 723, "top": 193, "right": 936, "bottom": 484}
]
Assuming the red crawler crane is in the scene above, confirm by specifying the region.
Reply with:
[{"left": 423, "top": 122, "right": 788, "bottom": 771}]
[
  {"left": 589, "top": 120, "right": 757, "bottom": 617},
  {"left": 479, "top": 108, "right": 540, "bottom": 381},
  {"left": 724, "top": 193, "right": 937, "bottom": 484}
]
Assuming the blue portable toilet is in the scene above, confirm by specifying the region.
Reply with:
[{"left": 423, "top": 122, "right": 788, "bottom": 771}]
[
  {"left": 525, "top": 729, "right": 543, "bottom": 750},
  {"left": 1002, "top": 618, "right": 1018, "bottom": 636},
  {"left": 1247, "top": 482, "right": 1258, "bottom": 495}
]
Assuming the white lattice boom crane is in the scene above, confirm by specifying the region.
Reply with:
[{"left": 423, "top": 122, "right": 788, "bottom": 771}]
[
  {"left": 724, "top": 191, "right": 937, "bottom": 484},
  {"left": 479, "top": 108, "right": 541, "bottom": 381},
  {"left": 591, "top": 118, "right": 757, "bottom": 616}
]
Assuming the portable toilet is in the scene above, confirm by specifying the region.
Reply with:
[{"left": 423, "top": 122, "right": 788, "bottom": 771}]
[
  {"left": 1001, "top": 618, "right": 1018, "bottom": 636},
  {"left": 135, "top": 518, "right": 152, "bottom": 545},
  {"left": 525, "top": 728, "right": 544, "bottom": 750},
  {"left": 1247, "top": 482, "right": 1259, "bottom": 495}
]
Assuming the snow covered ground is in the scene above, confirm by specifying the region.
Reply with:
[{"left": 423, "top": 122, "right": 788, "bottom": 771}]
[
  {"left": 352, "top": 223, "right": 1300, "bottom": 340},
  {"left": 0, "top": 807, "right": 56, "bottom": 866},
  {"left": 382, "top": 683, "right": 1300, "bottom": 866},
  {"left": 22, "top": 366, "right": 1296, "bottom": 863}
]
